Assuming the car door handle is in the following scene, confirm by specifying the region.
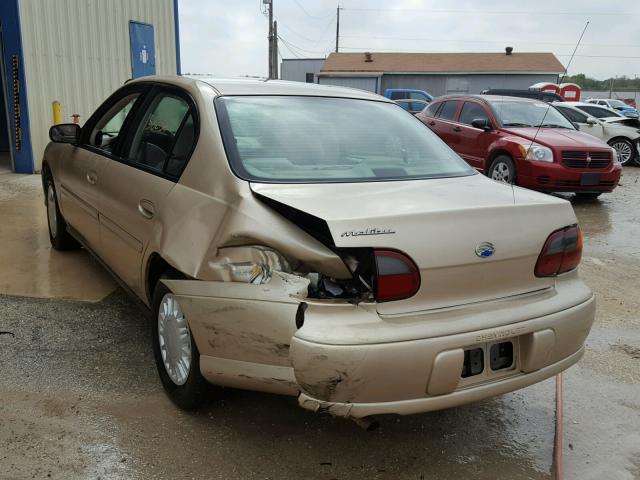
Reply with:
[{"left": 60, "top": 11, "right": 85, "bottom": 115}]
[
  {"left": 86, "top": 172, "right": 97, "bottom": 185},
  {"left": 453, "top": 126, "right": 462, "bottom": 132},
  {"left": 138, "top": 199, "right": 155, "bottom": 219},
  {"left": 428, "top": 121, "right": 436, "bottom": 126}
]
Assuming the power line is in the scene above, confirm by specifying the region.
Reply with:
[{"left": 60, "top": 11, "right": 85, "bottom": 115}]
[
  {"left": 342, "top": 7, "right": 640, "bottom": 16},
  {"left": 291, "top": 0, "right": 334, "bottom": 19},
  {"left": 278, "top": 35, "right": 330, "bottom": 56},
  {"left": 340, "top": 35, "right": 640, "bottom": 49}
]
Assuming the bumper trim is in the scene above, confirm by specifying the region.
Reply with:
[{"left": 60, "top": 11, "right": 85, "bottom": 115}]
[{"left": 298, "top": 346, "right": 584, "bottom": 419}]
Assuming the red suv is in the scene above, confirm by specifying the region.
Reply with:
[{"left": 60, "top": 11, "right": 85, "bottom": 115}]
[{"left": 416, "top": 95, "right": 622, "bottom": 199}]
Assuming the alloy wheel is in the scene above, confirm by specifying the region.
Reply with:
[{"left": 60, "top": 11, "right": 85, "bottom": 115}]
[
  {"left": 611, "top": 141, "right": 633, "bottom": 165},
  {"left": 158, "top": 293, "right": 192, "bottom": 386},
  {"left": 491, "top": 162, "right": 512, "bottom": 183}
]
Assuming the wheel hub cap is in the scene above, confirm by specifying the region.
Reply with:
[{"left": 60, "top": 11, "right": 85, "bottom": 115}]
[
  {"left": 612, "top": 142, "right": 632, "bottom": 163},
  {"left": 491, "top": 162, "right": 511, "bottom": 183},
  {"left": 46, "top": 185, "right": 58, "bottom": 238},
  {"left": 158, "top": 293, "right": 192, "bottom": 386}
]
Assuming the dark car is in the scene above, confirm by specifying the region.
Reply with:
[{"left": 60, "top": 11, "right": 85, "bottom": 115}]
[
  {"left": 416, "top": 95, "right": 622, "bottom": 199},
  {"left": 481, "top": 89, "right": 565, "bottom": 103}
]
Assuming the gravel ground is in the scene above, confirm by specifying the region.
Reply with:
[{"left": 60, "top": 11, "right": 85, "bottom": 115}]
[{"left": 1, "top": 169, "right": 639, "bottom": 480}]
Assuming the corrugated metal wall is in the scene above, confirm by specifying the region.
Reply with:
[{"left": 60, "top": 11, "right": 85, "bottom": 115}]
[
  {"left": 18, "top": 0, "right": 177, "bottom": 171},
  {"left": 280, "top": 59, "right": 325, "bottom": 83},
  {"left": 317, "top": 76, "right": 380, "bottom": 94},
  {"left": 381, "top": 74, "right": 559, "bottom": 97}
]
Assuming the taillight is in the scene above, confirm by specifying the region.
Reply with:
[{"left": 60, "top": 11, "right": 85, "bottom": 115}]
[
  {"left": 535, "top": 225, "right": 583, "bottom": 277},
  {"left": 374, "top": 250, "right": 420, "bottom": 302}
]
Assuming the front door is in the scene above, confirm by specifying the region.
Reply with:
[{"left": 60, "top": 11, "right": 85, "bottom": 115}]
[
  {"left": 129, "top": 21, "right": 156, "bottom": 78},
  {"left": 97, "top": 87, "right": 196, "bottom": 297},
  {"left": 59, "top": 90, "right": 145, "bottom": 249},
  {"left": 455, "top": 101, "right": 498, "bottom": 171}
]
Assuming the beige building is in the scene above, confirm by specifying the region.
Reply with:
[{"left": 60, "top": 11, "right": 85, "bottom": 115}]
[{"left": 0, "top": 0, "right": 180, "bottom": 173}]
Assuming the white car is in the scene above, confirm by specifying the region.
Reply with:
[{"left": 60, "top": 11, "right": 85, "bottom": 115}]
[{"left": 554, "top": 102, "right": 640, "bottom": 166}]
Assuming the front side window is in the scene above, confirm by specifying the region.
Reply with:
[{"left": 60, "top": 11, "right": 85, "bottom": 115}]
[
  {"left": 608, "top": 99, "right": 626, "bottom": 108},
  {"left": 127, "top": 94, "right": 191, "bottom": 172},
  {"left": 437, "top": 101, "right": 460, "bottom": 121},
  {"left": 556, "top": 106, "right": 588, "bottom": 123},
  {"left": 491, "top": 101, "right": 575, "bottom": 129},
  {"left": 216, "top": 96, "right": 474, "bottom": 183},
  {"left": 459, "top": 102, "right": 489, "bottom": 125},
  {"left": 577, "top": 105, "right": 621, "bottom": 119},
  {"left": 90, "top": 94, "right": 140, "bottom": 154}
]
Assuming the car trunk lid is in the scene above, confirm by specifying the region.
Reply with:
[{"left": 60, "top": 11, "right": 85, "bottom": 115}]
[{"left": 251, "top": 175, "right": 577, "bottom": 314}]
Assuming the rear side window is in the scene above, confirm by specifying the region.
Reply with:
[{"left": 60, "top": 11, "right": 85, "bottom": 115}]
[
  {"left": 437, "top": 101, "right": 460, "bottom": 121},
  {"left": 389, "top": 91, "right": 407, "bottom": 100},
  {"left": 424, "top": 102, "right": 441, "bottom": 117},
  {"left": 578, "top": 105, "right": 618, "bottom": 119},
  {"left": 127, "top": 93, "right": 196, "bottom": 176},
  {"left": 459, "top": 102, "right": 489, "bottom": 125}
]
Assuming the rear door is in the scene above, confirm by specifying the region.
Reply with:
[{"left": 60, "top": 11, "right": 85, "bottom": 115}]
[
  {"left": 433, "top": 100, "right": 462, "bottom": 150},
  {"left": 97, "top": 85, "right": 198, "bottom": 297},
  {"left": 59, "top": 86, "right": 146, "bottom": 249},
  {"left": 455, "top": 101, "right": 499, "bottom": 170}
]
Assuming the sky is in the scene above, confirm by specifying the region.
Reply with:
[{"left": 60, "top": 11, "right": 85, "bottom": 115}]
[{"left": 178, "top": 0, "right": 640, "bottom": 80}]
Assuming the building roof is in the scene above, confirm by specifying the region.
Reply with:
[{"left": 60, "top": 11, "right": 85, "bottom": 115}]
[{"left": 320, "top": 52, "right": 565, "bottom": 75}]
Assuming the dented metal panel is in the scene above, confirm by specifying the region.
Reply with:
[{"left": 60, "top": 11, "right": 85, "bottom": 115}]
[{"left": 163, "top": 273, "right": 307, "bottom": 369}]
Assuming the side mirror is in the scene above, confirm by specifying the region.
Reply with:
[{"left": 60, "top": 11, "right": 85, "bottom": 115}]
[
  {"left": 586, "top": 116, "right": 598, "bottom": 125},
  {"left": 49, "top": 123, "right": 81, "bottom": 144},
  {"left": 470, "top": 118, "right": 492, "bottom": 131}
]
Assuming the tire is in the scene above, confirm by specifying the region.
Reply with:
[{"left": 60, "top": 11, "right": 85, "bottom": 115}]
[
  {"left": 152, "top": 276, "right": 208, "bottom": 410},
  {"left": 488, "top": 155, "right": 516, "bottom": 184},
  {"left": 43, "top": 171, "right": 80, "bottom": 250},
  {"left": 608, "top": 138, "right": 635, "bottom": 166},
  {"left": 574, "top": 192, "right": 602, "bottom": 201}
]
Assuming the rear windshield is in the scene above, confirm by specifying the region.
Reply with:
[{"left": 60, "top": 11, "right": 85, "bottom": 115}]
[{"left": 215, "top": 96, "right": 474, "bottom": 183}]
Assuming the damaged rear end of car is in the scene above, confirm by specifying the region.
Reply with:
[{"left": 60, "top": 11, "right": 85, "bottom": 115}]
[{"left": 152, "top": 81, "right": 595, "bottom": 420}]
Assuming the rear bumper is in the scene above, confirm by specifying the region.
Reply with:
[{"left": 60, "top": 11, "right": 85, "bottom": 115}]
[
  {"left": 298, "top": 347, "right": 584, "bottom": 418},
  {"left": 291, "top": 290, "right": 595, "bottom": 418},
  {"left": 515, "top": 158, "right": 622, "bottom": 192}
]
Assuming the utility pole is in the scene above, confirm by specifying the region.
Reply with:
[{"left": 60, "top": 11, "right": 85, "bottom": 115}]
[
  {"left": 266, "top": 0, "right": 274, "bottom": 79},
  {"left": 335, "top": 5, "right": 341, "bottom": 53},
  {"left": 272, "top": 20, "right": 278, "bottom": 79}
]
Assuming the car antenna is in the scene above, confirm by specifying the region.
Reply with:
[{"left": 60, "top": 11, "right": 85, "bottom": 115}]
[{"left": 525, "top": 21, "right": 590, "bottom": 159}]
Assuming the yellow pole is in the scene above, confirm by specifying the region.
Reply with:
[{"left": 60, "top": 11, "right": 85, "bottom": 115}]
[{"left": 52, "top": 101, "right": 62, "bottom": 125}]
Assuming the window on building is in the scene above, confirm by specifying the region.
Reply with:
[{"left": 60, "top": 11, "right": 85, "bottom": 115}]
[
  {"left": 305, "top": 73, "right": 314, "bottom": 83},
  {"left": 437, "top": 100, "right": 460, "bottom": 121}
]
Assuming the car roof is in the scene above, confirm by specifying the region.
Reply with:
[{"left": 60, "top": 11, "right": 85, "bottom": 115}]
[
  {"left": 128, "top": 75, "right": 389, "bottom": 101},
  {"left": 553, "top": 101, "right": 595, "bottom": 107},
  {"left": 433, "top": 94, "right": 540, "bottom": 105}
]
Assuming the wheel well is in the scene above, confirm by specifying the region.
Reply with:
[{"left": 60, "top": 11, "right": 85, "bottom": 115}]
[
  {"left": 41, "top": 162, "right": 51, "bottom": 191},
  {"left": 146, "top": 254, "right": 176, "bottom": 303},
  {"left": 486, "top": 150, "right": 512, "bottom": 174},
  {"left": 607, "top": 136, "right": 633, "bottom": 146}
]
